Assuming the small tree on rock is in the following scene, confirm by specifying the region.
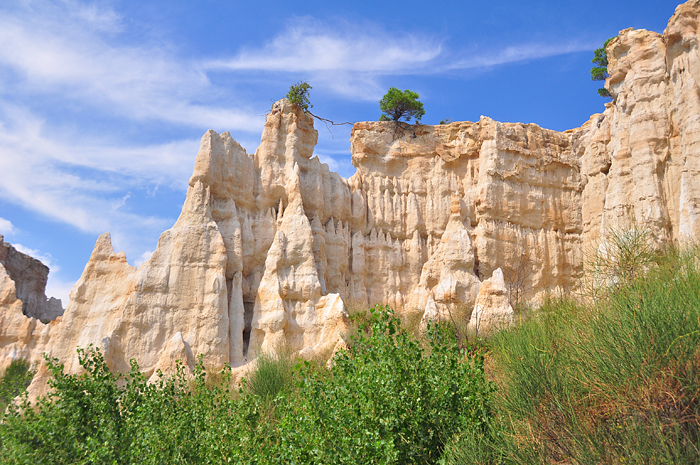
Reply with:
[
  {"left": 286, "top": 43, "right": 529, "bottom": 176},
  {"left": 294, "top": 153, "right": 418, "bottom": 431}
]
[
  {"left": 379, "top": 87, "right": 425, "bottom": 139},
  {"left": 283, "top": 81, "right": 352, "bottom": 136},
  {"left": 379, "top": 87, "right": 425, "bottom": 123},
  {"left": 591, "top": 38, "right": 615, "bottom": 99},
  {"left": 286, "top": 80, "right": 313, "bottom": 112}
]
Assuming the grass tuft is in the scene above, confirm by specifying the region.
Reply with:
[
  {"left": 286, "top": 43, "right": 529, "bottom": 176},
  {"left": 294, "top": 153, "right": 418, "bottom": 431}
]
[{"left": 245, "top": 345, "right": 295, "bottom": 403}]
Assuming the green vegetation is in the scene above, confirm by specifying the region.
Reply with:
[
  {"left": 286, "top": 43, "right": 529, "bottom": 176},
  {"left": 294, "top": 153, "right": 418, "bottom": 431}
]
[
  {"left": 244, "top": 345, "right": 294, "bottom": 403},
  {"left": 591, "top": 37, "right": 615, "bottom": 98},
  {"left": 0, "top": 359, "right": 34, "bottom": 413},
  {"left": 444, "top": 241, "right": 700, "bottom": 463},
  {"left": 379, "top": 87, "right": 425, "bottom": 123},
  {"left": 286, "top": 80, "right": 313, "bottom": 112},
  {"left": 2, "top": 233, "right": 699, "bottom": 463},
  {"left": 0, "top": 306, "right": 492, "bottom": 464}
]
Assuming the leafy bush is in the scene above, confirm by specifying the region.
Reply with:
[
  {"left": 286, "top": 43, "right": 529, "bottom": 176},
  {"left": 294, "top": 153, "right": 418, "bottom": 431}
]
[
  {"left": 0, "top": 306, "right": 494, "bottom": 464},
  {"left": 0, "top": 359, "right": 34, "bottom": 414},
  {"left": 286, "top": 305, "right": 494, "bottom": 464}
]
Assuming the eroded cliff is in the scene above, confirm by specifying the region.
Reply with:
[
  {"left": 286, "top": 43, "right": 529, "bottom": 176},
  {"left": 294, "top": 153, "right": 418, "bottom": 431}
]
[{"left": 2, "top": 0, "right": 700, "bottom": 396}]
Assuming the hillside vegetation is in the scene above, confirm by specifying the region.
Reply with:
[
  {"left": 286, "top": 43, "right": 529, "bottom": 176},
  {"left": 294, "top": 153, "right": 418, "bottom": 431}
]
[
  {"left": 445, "top": 240, "right": 700, "bottom": 463},
  {"left": 1, "top": 239, "right": 699, "bottom": 464}
]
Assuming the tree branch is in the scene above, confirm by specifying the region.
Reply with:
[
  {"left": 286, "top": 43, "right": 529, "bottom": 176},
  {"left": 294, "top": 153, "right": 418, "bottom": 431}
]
[{"left": 307, "top": 111, "right": 354, "bottom": 140}]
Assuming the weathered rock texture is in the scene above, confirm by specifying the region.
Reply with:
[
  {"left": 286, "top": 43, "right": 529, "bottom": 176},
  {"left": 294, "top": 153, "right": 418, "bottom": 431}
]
[
  {"left": 2, "top": 1, "right": 700, "bottom": 396},
  {"left": 0, "top": 236, "right": 63, "bottom": 322},
  {"left": 467, "top": 268, "right": 514, "bottom": 337},
  {"left": 578, "top": 0, "right": 700, "bottom": 249}
]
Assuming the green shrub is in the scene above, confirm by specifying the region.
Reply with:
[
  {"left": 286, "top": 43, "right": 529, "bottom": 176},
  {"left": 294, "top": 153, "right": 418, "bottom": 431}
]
[
  {"left": 286, "top": 80, "right": 312, "bottom": 112},
  {"left": 0, "top": 307, "right": 495, "bottom": 464},
  {"left": 0, "top": 359, "right": 34, "bottom": 414},
  {"left": 283, "top": 305, "right": 495, "bottom": 464}
]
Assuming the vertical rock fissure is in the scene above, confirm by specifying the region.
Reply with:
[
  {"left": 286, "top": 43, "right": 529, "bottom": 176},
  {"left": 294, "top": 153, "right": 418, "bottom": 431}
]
[{"left": 242, "top": 301, "right": 254, "bottom": 357}]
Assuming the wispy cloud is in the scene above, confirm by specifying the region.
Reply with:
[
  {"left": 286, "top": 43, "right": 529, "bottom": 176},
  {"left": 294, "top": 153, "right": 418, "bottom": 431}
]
[
  {"left": 206, "top": 18, "right": 443, "bottom": 99},
  {"left": 0, "top": 217, "right": 16, "bottom": 236},
  {"left": 0, "top": 103, "right": 193, "bottom": 232},
  {"left": 206, "top": 18, "right": 593, "bottom": 100},
  {"left": 210, "top": 18, "right": 441, "bottom": 73},
  {"left": 0, "top": 0, "right": 263, "bottom": 131},
  {"left": 445, "top": 41, "right": 596, "bottom": 71}
]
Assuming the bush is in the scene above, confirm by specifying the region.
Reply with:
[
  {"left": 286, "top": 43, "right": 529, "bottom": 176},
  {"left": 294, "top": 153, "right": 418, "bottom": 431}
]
[
  {"left": 245, "top": 345, "right": 294, "bottom": 403},
  {"left": 0, "top": 359, "right": 34, "bottom": 414},
  {"left": 286, "top": 80, "right": 312, "bottom": 112},
  {"left": 0, "top": 307, "right": 495, "bottom": 464},
  {"left": 585, "top": 226, "right": 657, "bottom": 296},
  {"left": 285, "top": 305, "right": 494, "bottom": 464}
]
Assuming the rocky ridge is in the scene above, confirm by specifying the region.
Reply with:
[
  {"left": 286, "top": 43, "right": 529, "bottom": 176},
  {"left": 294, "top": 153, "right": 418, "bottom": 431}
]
[{"left": 2, "top": 1, "right": 700, "bottom": 396}]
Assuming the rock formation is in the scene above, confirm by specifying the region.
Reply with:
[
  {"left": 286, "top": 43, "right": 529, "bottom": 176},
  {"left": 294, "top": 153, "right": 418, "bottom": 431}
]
[
  {"left": 0, "top": 236, "right": 63, "bottom": 322},
  {"left": 578, "top": 0, "right": 700, "bottom": 249},
  {"left": 1, "top": 0, "right": 700, "bottom": 397},
  {"left": 467, "top": 268, "right": 514, "bottom": 337}
]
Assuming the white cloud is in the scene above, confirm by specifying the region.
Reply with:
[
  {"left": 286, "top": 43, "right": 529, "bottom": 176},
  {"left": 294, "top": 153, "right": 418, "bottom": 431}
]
[
  {"left": 134, "top": 250, "right": 154, "bottom": 268},
  {"left": 206, "top": 18, "right": 593, "bottom": 100},
  {"left": 211, "top": 18, "right": 441, "bottom": 74},
  {"left": 46, "top": 273, "right": 76, "bottom": 308},
  {"left": 0, "top": 101, "right": 193, "bottom": 233},
  {"left": 0, "top": 1, "right": 263, "bottom": 131},
  {"left": 207, "top": 19, "right": 442, "bottom": 100},
  {"left": 0, "top": 217, "right": 16, "bottom": 236},
  {"left": 446, "top": 41, "right": 596, "bottom": 71}
]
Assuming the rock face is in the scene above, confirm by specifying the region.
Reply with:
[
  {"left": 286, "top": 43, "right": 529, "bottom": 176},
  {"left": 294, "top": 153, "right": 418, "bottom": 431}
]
[
  {"left": 2, "top": 1, "right": 700, "bottom": 396},
  {"left": 467, "top": 268, "right": 514, "bottom": 338},
  {"left": 0, "top": 240, "right": 53, "bottom": 376},
  {"left": 578, "top": 0, "right": 700, "bottom": 250},
  {"left": 0, "top": 236, "right": 63, "bottom": 322}
]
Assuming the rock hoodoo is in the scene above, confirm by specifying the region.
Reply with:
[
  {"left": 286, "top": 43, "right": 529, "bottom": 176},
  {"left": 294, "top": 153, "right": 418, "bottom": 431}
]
[{"left": 2, "top": 1, "right": 700, "bottom": 396}]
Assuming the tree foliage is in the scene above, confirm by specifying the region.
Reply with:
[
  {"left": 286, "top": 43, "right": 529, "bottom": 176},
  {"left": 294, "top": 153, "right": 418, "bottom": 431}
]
[
  {"left": 286, "top": 80, "right": 313, "bottom": 112},
  {"left": 591, "top": 38, "right": 615, "bottom": 98},
  {"left": 379, "top": 87, "right": 425, "bottom": 123}
]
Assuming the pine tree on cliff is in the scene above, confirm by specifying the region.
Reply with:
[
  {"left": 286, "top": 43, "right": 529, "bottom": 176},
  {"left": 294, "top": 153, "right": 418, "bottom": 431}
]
[
  {"left": 591, "top": 38, "right": 615, "bottom": 99},
  {"left": 379, "top": 87, "right": 425, "bottom": 139}
]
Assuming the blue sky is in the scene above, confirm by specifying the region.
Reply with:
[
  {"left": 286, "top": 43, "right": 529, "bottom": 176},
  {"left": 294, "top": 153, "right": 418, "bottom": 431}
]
[{"left": 0, "top": 0, "right": 682, "bottom": 306}]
